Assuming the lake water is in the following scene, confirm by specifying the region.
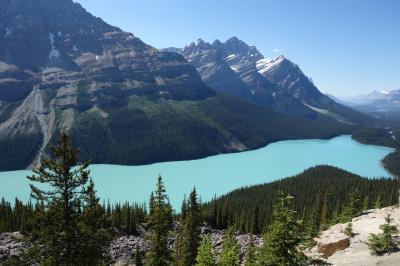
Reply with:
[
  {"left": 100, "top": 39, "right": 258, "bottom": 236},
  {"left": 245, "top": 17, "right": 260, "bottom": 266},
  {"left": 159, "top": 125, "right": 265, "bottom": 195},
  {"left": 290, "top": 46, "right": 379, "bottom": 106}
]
[{"left": 0, "top": 135, "right": 394, "bottom": 209}]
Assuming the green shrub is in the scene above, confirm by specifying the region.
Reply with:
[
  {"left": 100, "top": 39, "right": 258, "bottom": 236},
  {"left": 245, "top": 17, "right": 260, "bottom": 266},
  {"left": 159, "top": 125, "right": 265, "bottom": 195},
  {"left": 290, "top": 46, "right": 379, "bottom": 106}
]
[
  {"left": 367, "top": 214, "right": 399, "bottom": 255},
  {"left": 344, "top": 223, "right": 354, "bottom": 237}
]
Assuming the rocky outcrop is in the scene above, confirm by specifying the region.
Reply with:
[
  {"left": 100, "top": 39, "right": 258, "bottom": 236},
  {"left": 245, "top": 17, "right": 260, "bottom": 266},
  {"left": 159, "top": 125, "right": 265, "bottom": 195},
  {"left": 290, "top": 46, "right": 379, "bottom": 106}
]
[
  {"left": 315, "top": 225, "right": 350, "bottom": 258},
  {"left": 310, "top": 206, "right": 400, "bottom": 266},
  {"left": 0, "top": 224, "right": 262, "bottom": 265},
  {"left": 108, "top": 224, "right": 262, "bottom": 265},
  {"left": 0, "top": 232, "right": 28, "bottom": 262}
]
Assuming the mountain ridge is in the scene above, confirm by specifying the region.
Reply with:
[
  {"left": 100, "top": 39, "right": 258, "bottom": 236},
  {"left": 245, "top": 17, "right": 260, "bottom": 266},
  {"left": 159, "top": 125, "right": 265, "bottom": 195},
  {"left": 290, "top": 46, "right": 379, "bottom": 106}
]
[
  {"left": 331, "top": 89, "right": 400, "bottom": 120},
  {"left": 164, "top": 37, "right": 374, "bottom": 125}
]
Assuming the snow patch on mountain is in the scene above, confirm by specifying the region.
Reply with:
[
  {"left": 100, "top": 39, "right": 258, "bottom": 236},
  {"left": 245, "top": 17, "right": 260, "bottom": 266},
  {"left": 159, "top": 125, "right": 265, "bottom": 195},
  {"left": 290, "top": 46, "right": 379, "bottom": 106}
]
[
  {"left": 4, "top": 28, "right": 11, "bottom": 37},
  {"left": 256, "top": 55, "right": 285, "bottom": 74},
  {"left": 48, "top": 33, "right": 60, "bottom": 59},
  {"left": 303, "top": 102, "right": 352, "bottom": 124},
  {"left": 388, "top": 131, "right": 396, "bottom": 140},
  {"left": 225, "top": 54, "right": 238, "bottom": 61},
  {"left": 230, "top": 65, "right": 239, "bottom": 72},
  {"left": 303, "top": 103, "right": 330, "bottom": 115},
  {"left": 344, "top": 90, "right": 397, "bottom": 105}
]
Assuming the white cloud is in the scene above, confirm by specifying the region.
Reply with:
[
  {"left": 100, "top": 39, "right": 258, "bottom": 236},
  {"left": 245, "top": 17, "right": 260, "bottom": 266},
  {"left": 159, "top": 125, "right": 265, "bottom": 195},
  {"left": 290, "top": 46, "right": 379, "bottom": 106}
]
[{"left": 272, "top": 48, "right": 280, "bottom": 53}]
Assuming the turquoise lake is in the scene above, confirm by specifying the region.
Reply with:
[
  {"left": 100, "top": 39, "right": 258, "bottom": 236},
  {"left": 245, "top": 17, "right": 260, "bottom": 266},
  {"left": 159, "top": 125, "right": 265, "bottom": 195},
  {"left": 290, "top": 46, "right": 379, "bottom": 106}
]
[{"left": 0, "top": 135, "right": 394, "bottom": 209}]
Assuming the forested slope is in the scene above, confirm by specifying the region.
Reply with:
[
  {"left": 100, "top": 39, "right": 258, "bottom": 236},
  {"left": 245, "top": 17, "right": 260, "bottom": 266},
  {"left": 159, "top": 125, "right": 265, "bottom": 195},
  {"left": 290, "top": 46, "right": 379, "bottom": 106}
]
[
  {"left": 202, "top": 165, "right": 399, "bottom": 234},
  {"left": 68, "top": 94, "right": 354, "bottom": 166}
]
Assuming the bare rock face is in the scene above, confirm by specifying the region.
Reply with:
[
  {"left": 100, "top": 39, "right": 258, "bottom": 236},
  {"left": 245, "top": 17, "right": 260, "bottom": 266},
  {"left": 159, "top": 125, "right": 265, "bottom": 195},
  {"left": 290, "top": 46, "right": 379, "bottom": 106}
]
[
  {"left": 315, "top": 225, "right": 350, "bottom": 258},
  {"left": 310, "top": 206, "right": 400, "bottom": 266}
]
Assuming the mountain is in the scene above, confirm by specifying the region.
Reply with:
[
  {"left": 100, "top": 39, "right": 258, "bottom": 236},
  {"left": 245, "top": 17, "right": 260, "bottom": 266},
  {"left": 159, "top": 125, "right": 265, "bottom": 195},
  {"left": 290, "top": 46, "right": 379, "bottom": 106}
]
[
  {"left": 166, "top": 38, "right": 373, "bottom": 125},
  {"left": 326, "top": 93, "right": 353, "bottom": 106},
  {"left": 344, "top": 90, "right": 394, "bottom": 106},
  {"left": 0, "top": 0, "right": 355, "bottom": 171},
  {"left": 342, "top": 90, "right": 400, "bottom": 120}
]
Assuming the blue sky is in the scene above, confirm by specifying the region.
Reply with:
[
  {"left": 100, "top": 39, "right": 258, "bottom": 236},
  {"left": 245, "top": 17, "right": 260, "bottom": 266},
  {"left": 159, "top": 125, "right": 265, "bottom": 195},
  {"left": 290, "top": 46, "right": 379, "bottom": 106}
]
[{"left": 74, "top": 0, "right": 400, "bottom": 97}]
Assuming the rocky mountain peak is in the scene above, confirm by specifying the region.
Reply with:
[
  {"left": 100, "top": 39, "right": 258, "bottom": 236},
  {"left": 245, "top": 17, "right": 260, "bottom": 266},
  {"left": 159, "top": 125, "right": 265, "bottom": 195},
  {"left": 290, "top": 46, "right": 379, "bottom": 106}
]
[
  {"left": 195, "top": 38, "right": 205, "bottom": 45},
  {"left": 211, "top": 39, "right": 222, "bottom": 48},
  {"left": 276, "top": 54, "right": 286, "bottom": 60},
  {"left": 222, "top": 37, "right": 263, "bottom": 61},
  {"left": 189, "top": 38, "right": 210, "bottom": 48},
  {"left": 180, "top": 36, "right": 263, "bottom": 64},
  {"left": 183, "top": 38, "right": 212, "bottom": 56},
  {"left": 224, "top": 36, "right": 247, "bottom": 49}
]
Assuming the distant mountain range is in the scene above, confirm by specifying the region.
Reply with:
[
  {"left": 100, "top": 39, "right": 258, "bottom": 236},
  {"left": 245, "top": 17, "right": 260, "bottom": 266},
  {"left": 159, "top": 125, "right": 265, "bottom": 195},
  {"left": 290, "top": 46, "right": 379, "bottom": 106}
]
[
  {"left": 328, "top": 90, "right": 400, "bottom": 120},
  {"left": 163, "top": 38, "right": 372, "bottom": 124},
  {"left": 0, "top": 0, "right": 370, "bottom": 170}
]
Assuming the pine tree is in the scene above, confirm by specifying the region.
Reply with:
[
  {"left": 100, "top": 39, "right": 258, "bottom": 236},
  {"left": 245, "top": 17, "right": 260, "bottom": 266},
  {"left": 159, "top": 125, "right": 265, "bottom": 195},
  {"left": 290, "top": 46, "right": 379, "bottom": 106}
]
[
  {"left": 251, "top": 206, "right": 259, "bottom": 234},
  {"left": 363, "top": 196, "right": 370, "bottom": 210},
  {"left": 181, "top": 194, "right": 187, "bottom": 222},
  {"left": 244, "top": 234, "right": 256, "bottom": 266},
  {"left": 173, "top": 226, "right": 184, "bottom": 266},
  {"left": 341, "top": 190, "right": 362, "bottom": 221},
  {"left": 219, "top": 227, "right": 240, "bottom": 266},
  {"left": 351, "top": 190, "right": 362, "bottom": 213},
  {"left": 375, "top": 195, "right": 382, "bottom": 209},
  {"left": 257, "top": 193, "right": 308, "bottom": 266},
  {"left": 195, "top": 235, "right": 215, "bottom": 266},
  {"left": 135, "top": 243, "right": 143, "bottom": 266},
  {"left": 211, "top": 197, "right": 217, "bottom": 226},
  {"left": 76, "top": 178, "right": 112, "bottom": 265},
  {"left": 126, "top": 203, "right": 131, "bottom": 234},
  {"left": 320, "top": 192, "right": 330, "bottom": 230},
  {"left": 146, "top": 176, "right": 173, "bottom": 266},
  {"left": 311, "top": 195, "right": 322, "bottom": 232},
  {"left": 331, "top": 203, "right": 341, "bottom": 224},
  {"left": 149, "top": 192, "right": 155, "bottom": 216},
  {"left": 106, "top": 199, "right": 111, "bottom": 216},
  {"left": 26, "top": 132, "right": 108, "bottom": 265},
  {"left": 368, "top": 214, "right": 400, "bottom": 255},
  {"left": 179, "top": 187, "right": 202, "bottom": 266}
]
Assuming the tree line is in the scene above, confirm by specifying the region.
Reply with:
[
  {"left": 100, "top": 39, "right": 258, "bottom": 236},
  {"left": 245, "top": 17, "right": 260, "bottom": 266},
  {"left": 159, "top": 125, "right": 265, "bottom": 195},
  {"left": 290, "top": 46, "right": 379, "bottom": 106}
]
[
  {"left": 0, "top": 198, "right": 147, "bottom": 235},
  {"left": 202, "top": 165, "right": 398, "bottom": 236}
]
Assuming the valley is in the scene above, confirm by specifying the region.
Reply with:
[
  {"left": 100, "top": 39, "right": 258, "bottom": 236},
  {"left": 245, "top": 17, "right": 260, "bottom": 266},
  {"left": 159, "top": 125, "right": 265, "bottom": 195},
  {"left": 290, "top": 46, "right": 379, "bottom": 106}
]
[
  {"left": 0, "top": 0, "right": 399, "bottom": 265},
  {"left": 0, "top": 135, "right": 393, "bottom": 209}
]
